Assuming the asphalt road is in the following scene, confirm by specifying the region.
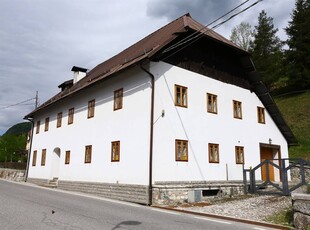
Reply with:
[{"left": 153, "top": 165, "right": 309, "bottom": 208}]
[{"left": 0, "top": 179, "right": 276, "bottom": 230}]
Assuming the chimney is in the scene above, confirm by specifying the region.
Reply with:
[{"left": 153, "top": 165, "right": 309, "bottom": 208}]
[{"left": 71, "top": 66, "right": 88, "bottom": 83}]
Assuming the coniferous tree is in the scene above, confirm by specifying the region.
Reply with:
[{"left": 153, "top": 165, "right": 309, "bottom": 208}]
[
  {"left": 285, "top": 0, "right": 310, "bottom": 89},
  {"left": 250, "top": 10, "right": 284, "bottom": 90}
]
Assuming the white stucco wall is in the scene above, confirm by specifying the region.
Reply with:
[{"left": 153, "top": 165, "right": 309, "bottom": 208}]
[
  {"left": 28, "top": 61, "right": 290, "bottom": 185},
  {"left": 28, "top": 66, "right": 152, "bottom": 185},
  {"left": 150, "top": 61, "right": 289, "bottom": 182}
]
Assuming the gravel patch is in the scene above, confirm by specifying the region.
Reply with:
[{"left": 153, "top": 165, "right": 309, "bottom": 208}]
[{"left": 175, "top": 195, "right": 292, "bottom": 222}]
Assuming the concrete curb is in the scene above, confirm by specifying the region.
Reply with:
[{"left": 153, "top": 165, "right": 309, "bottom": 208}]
[{"left": 152, "top": 205, "right": 291, "bottom": 230}]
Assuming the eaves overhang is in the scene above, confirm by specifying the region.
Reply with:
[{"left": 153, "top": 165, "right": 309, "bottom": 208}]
[{"left": 242, "top": 57, "right": 297, "bottom": 146}]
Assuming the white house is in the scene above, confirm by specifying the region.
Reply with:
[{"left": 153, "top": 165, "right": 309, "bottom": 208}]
[{"left": 25, "top": 13, "right": 296, "bottom": 205}]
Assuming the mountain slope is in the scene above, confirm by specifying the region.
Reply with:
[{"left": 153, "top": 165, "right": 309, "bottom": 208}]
[
  {"left": 274, "top": 91, "right": 310, "bottom": 159},
  {"left": 4, "top": 122, "right": 32, "bottom": 136}
]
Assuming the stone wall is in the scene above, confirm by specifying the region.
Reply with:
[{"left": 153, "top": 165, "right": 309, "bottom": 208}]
[
  {"left": 27, "top": 178, "right": 149, "bottom": 204},
  {"left": 26, "top": 178, "right": 49, "bottom": 185},
  {"left": 290, "top": 164, "right": 310, "bottom": 183},
  {"left": 152, "top": 181, "right": 244, "bottom": 205},
  {"left": 27, "top": 178, "right": 244, "bottom": 206},
  {"left": 292, "top": 188, "right": 310, "bottom": 229},
  {"left": 0, "top": 168, "right": 25, "bottom": 182},
  {"left": 58, "top": 180, "right": 149, "bottom": 204}
]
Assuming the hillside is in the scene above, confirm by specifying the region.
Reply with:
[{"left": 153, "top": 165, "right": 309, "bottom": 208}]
[
  {"left": 274, "top": 91, "right": 310, "bottom": 160},
  {"left": 0, "top": 122, "right": 30, "bottom": 162},
  {"left": 4, "top": 122, "right": 32, "bottom": 136}
]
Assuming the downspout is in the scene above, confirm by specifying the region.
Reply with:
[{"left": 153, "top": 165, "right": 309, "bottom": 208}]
[
  {"left": 140, "top": 64, "right": 155, "bottom": 206},
  {"left": 24, "top": 118, "right": 34, "bottom": 182}
]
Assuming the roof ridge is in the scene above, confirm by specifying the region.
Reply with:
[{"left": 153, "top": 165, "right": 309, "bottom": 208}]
[
  {"left": 111, "top": 12, "right": 191, "bottom": 55},
  {"left": 182, "top": 13, "right": 191, "bottom": 28},
  {"left": 185, "top": 16, "right": 244, "bottom": 50},
  {"left": 86, "top": 13, "right": 191, "bottom": 77}
]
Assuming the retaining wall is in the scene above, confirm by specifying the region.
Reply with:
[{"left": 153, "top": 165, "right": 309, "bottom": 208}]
[
  {"left": 290, "top": 165, "right": 310, "bottom": 183},
  {"left": 292, "top": 190, "right": 310, "bottom": 229},
  {"left": 0, "top": 168, "right": 25, "bottom": 181},
  {"left": 153, "top": 181, "right": 244, "bottom": 205}
]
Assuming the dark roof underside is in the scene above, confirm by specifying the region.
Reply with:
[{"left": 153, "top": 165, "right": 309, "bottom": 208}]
[{"left": 241, "top": 57, "right": 297, "bottom": 145}]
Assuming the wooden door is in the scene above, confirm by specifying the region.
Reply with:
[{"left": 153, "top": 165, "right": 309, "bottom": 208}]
[{"left": 260, "top": 147, "right": 275, "bottom": 181}]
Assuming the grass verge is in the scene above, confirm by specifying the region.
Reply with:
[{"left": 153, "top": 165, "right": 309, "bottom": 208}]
[
  {"left": 274, "top": 91, "right": 310, "bottom": 160},
  {"left": 265, "top": 206, "right": 294, "bottom": 228}
]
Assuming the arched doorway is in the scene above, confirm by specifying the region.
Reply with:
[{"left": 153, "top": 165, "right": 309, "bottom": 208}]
[{"left": 51, "top": 147, "right": 61, "bottom": 179}]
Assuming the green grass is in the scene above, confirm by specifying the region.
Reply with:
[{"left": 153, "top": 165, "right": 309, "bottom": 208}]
[
  {"left": 265, "top": 207, "right": 294, "bottom": 227},
  {"left": 274, "top": 91, "right": 310, "bottom": 160}
]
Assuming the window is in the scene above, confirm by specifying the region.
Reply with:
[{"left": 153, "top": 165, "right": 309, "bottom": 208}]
[
  {"left": 84, "top": 145, "right": 92, "bottom": 163},
  {"left": 65, "top": 150, "right": 70, "bottom": 164},
  {"left": 235, "top": 146, "right": 244, "bottom": 164},
  {"left": 41, "top": 149, "right": 46, "bottom": 166},
  {"left": 68, "top": 108, "right": 74, "bottom": 125},
  {"left": 233, "top": 100, "right": 242, "bottom": 119},
  {"left": 209, "top": 143, "right": 219, "bottom": 163},
  {"left": 175, "top": 85, "right": 187, "bottom": 107},
  {"left": 32, "top": 150, "right": 37, "bottom": 166},
  {"left": 257, "top": 107, "right": 265, "bottom": 124},
  {"left": 87, "top": 99, "right": 95, "bottom": 118},
  {"left": 36, "top": 120, "right": 40, "bottom": 134},
  {"left": 57, "top": 112, "right": 62, "bottom": 128},
  {"left": 175, "top": 140, "right": 188, "bottom": 161},
  {"left": 207, "top": 93, "right": 218, "bottom": 114},
  {"left": 44, "top": 117, "right": 49, "bottom": 132},
  {"left": 111, "top": 141, "right": 120, "bottom": 162},
  {"left": 114, "top": 88, "right": 123, "bottom": 111}
]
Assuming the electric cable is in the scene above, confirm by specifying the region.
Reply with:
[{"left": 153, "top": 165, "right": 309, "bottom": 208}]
[
  {"left": 163, "top": 0, "right": 253, "bottom": 54},
  {"left": 161, "top": 0, "right": 263, "bottom": 60},
  {"left": 0, "top": 98, "right": 36, "bottom": 110}
]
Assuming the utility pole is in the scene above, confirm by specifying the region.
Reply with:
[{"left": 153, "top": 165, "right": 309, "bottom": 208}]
[{"left": 35, "top": 91, "right": 39, "bottom": 109}]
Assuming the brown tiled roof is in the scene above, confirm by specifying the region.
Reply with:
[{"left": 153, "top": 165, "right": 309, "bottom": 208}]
[
  {"left": 24, "top": 13, "right": 297, "bottom": 146},
  {"left": 24, "top": 13, "right": 246, "bottom": 118}
]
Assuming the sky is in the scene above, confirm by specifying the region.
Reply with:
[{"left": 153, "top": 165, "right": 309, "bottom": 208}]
[{"left": 0, "top": 0, "right": 296, "bottom": 135}]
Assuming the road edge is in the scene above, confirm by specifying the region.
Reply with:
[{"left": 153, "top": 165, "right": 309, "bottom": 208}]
[{"left": 152, "top": 205, "right": 291, "bottom": 230}]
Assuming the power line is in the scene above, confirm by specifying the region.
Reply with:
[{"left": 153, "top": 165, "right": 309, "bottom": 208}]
[
  {"left": 162, "top": 0, "right": 263, "bottom": 59},
  {"left": 163, "top": 0, "right": 253, "bottom": 54},
  {"left": 0, "top": 91, "right": 39, "bottom": 110},
  {"left": 0, "top": 98, "right": 36, "bottom": 110}
]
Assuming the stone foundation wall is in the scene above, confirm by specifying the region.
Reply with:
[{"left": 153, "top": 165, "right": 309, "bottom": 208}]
[
  {"left": 0, "top": 169, "right": 25, "bottom": 182},
  {"left": 292, "top": 191, "right": 310, "bottom": 229},
  {"left": 152, "top": 181, "right": 244, "bottom": 205},
  {"left": 27, "top": 178, "right": 245, "bottom": 206},
  {"left": 28, "top": 178, "right": 149, "bottom": 204},
  {"left": 58, "top": 180, "right": 149, "bottom": 204},
  {"left": 27, "top": 178, "right": 49, "bottom": 185}
]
